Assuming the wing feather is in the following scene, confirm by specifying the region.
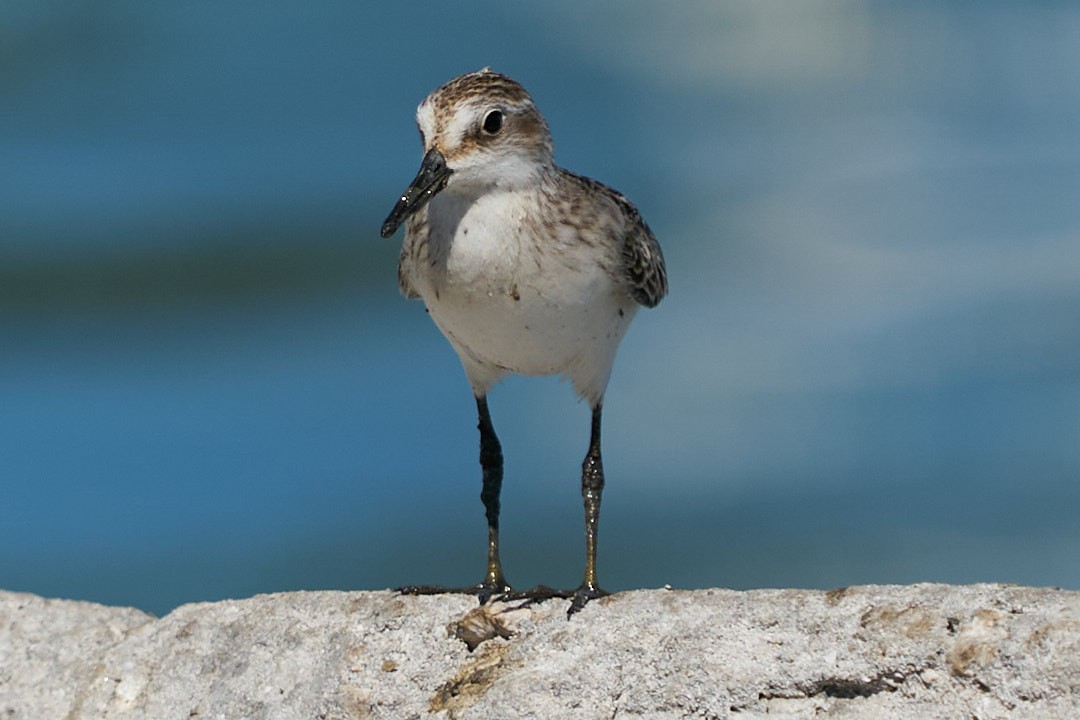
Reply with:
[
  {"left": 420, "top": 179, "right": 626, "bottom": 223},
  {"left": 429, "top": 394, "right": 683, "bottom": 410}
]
[
  {"left": 561, "top": 171, "right": 667, "bottom": 308},
  {"left": 616, "top": 202, "right": 667, "bottom": 308}
]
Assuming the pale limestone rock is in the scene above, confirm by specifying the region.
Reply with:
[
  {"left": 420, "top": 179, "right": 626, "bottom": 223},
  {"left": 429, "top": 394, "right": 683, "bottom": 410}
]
[{"left": 1, "top": 584, "right": 1078, "bottom": 719}]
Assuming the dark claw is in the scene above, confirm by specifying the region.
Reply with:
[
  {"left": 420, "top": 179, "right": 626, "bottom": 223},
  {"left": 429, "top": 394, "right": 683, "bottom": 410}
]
[
  {"left": 474, "top": 579, "right": 513, "bottom": 605},
  {"left": 568, "top": 583, "right": 610, "bottom": 617},
  {"left": 397, "top": 584, "right": 457, "bottom": 596},
  {"left": 500, "top": 584, "right": 572, "bottom": 605}
]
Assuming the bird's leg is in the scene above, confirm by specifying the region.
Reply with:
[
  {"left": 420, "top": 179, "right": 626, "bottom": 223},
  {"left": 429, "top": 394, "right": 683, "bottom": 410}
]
[
  {"left": 398, "top": 396, "right": 512, "bottom": 602},
  {"left": 476, "top": 395, "right": 511, "bottom": 601},
  {"left": 569, "top": 403, "right": 611, "bottom": 615}
]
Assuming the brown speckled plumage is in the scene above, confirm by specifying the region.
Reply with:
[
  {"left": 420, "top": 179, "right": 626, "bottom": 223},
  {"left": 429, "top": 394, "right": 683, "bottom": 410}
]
[
  {"left": 399, "top": 174, "right": 667, "bottom": 308},
  {"left": 389, "top": 69, "right": 668, "bottom": 400},
  {"left": 560, "top": 171, "right": 668, "bottom": 308}
]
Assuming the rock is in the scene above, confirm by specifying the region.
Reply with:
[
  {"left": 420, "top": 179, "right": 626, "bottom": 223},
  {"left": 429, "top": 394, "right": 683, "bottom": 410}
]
[{"left": 1, "top": 584, "right": 1078, "bottom": 719}]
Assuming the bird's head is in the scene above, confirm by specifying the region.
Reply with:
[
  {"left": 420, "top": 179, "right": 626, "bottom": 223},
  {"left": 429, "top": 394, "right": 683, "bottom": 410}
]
[{"left": 381, "top": 68, "right": 553, "bottom": 238}]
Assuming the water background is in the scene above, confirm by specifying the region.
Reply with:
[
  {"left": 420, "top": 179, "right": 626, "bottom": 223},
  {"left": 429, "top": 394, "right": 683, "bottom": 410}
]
[{"left": 3, "top": 2, "right": 1079, "bottom": 616}]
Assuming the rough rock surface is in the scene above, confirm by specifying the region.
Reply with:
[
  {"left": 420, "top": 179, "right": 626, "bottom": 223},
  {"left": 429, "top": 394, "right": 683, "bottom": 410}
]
[{"left": 2, "top": 584, "right": 1078, "bottom": 719}]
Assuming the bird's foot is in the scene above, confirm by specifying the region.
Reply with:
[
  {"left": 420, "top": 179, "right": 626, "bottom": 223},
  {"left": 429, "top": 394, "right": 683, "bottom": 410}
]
[
  {"left": 500, "top": 584, "right": 572, "bottom": 606},
  {"left": 501, "top": 583, "right": 610, "bottom": 616},
  {"left": 473, "top": 577, "right": 513, "bottom": 605},
  {"left": 567, "top": 582, "right": 610, "bottom": 617},
  {"left": 399, "top": 581, "right": 610, "bottom": 616},
  {"left": 397, "top": 577, "right": 512, "bottom": 605}
]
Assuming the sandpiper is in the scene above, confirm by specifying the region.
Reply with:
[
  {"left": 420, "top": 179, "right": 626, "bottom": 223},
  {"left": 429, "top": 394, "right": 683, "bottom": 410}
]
[{"left": 380, "top": 68, "right": 667, "bottom": 614}]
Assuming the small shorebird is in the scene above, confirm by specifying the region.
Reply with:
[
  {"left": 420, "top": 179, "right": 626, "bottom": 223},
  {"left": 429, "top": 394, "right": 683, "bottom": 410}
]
[{"left": 380, "top": 68, "right": 667, "bottom": 614}]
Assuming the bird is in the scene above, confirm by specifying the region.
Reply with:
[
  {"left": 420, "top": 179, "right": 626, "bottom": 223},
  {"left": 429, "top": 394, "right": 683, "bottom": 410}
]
[{"left": 379, "top": 68, "right": 667, "bottom": 614}]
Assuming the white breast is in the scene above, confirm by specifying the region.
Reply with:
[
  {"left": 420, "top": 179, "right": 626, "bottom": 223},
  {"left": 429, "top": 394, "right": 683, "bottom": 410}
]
[{"left": 409, "top": 188, "right": 636, "bottom": 403}]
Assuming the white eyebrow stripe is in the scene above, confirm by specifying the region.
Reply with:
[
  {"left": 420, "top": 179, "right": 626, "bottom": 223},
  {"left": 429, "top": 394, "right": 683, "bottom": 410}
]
[{"left": 443, "top": 100, "right": 485, "bottom": 148}]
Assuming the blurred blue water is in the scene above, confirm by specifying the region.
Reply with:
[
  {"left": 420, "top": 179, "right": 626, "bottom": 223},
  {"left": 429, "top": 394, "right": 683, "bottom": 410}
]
[{"left": 3, "top": 2, "right": 1079, "bottom": 616}]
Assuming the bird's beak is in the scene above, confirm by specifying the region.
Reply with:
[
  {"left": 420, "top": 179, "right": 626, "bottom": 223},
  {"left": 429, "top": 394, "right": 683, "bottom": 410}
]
[{"left": 380, "top": 148, "right": 452, "bottom": 238}]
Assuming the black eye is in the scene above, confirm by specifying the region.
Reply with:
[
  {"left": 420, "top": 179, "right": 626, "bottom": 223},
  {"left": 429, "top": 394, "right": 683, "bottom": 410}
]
[{"left": 482, "top": 110, "right": 503, "bottom": 135}]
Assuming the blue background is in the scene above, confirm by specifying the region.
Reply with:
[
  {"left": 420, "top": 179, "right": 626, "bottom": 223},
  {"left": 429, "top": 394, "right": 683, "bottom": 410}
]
[{"left": 3, "top": 2, "right": 1079, "bottom": 616}]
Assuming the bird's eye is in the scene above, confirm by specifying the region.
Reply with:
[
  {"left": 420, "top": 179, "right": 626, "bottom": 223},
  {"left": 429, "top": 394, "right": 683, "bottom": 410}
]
[{"left": 482, "top": 110, "right": 503, "bottom": 135}]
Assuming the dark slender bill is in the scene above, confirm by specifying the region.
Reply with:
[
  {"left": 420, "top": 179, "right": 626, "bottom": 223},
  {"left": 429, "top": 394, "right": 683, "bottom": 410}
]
[{"left": 380, "top": 148, "right": 452, "bottom": 238}]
